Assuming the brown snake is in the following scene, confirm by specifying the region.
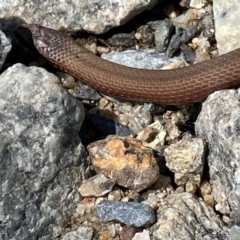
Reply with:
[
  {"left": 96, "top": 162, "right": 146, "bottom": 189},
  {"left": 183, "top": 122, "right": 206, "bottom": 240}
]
[{"left": 23, "top": 24, "right": 240, "bottom": 105}]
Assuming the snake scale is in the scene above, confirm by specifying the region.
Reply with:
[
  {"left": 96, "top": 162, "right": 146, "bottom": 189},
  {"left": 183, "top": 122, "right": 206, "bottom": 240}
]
[{"left": 22, "top": 24, "right": 240, "bottom": 105}]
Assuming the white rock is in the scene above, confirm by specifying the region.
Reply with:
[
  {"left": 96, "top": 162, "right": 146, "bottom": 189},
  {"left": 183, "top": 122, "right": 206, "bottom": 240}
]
[
  {"left": 213, "top": 0, "right": 240, "bottom": 53},
  {"left": 0, "top": 0, "right": 158, "bottom": 33}
]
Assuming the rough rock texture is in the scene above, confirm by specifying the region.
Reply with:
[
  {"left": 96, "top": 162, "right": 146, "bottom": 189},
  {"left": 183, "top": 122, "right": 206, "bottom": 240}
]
[
  {"left": 164, "top": 138, "right": 206, "bottom": 189},
  {"left": 79, "top": 174, "right": 115, "bottom": 197},
  {"left": 213, "top": 0, "right": 240, "bottom": 53},
  {"left": 0, "top": 0, "right": 159, "bottom": 33},
  {"left": 62, "top": 226, "right": 94, "bottom": 240},
  {"left": 0, "top": 64, "right": 89, "bottom": 239},
  {"left": 137, "top": 120, "right": 166, "bottom": 151},
  {"left": 102, "top": 49, "right": 186, "bottom": 70},
  {"left": 151, "top": 193, "right": 227, "bottom": 240},
  {"left": 96, "top": 200, "right": 156, "bottom": 227},
  {"left": 195, "top": 88, "right": 240, "bottom": 225},
  {"left": 0, "top": 29, "right": 11, "bottom": 69},
  {"left": 88, "top": 136, "right": 159, "bottom": 192}
]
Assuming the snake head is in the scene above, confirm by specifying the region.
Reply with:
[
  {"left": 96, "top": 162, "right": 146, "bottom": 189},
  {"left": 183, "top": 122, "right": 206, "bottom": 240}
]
[{"left": 21, "top": 24, "right": 61, "bottom": 58}]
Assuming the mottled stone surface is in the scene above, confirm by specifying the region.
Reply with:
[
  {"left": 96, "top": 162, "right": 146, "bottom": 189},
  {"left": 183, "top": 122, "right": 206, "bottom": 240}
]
[
  {"left": 164, "top": 138, "right": 206, "bottom": 189},
  {"left": 102, "top": 49, "right": 186, "bottom": 70},
  {"left": 88, "top": 136, "right": 159, "bottom": 192},
  {"left": 0, "top": 64, "right": 89, "bottom": 239},
  {"left": 0, "top": 0, "right": 159, "bottom": 33},
  {"left": 196, "top": 88, "right": 240, "bottom": 225},
  {"left": 137, "top": 120, "right": 166, "bottom": 151},
  {"left": 79, "top": 174, "right": 115, "bottom": 197},
  {"left": 0, "top": 29, "right": 11, "bottom": 69},
  {"left": 213, "top": 0, "right": 240, "bottom": 53},
  {"left": 62, "top": 226, "right": 94, "bottom": 240},
  {"left": 96, "top": 200, "right": 156, "bottom": 227},
  {"left": 151, "top": 193, "right": 227, "bottom": 240}
]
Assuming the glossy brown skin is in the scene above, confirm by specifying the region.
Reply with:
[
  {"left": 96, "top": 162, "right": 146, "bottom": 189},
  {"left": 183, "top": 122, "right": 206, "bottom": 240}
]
[{"left": 24, "top": 24, "right": 240, "bottom": 105}]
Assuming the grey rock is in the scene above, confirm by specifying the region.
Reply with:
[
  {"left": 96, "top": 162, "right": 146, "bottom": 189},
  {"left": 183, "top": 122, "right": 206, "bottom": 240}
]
[
  {"left": 151, "top": 193, "right": 227, "bottom": 240},
  {"left": 108, "top": 32, "right": 136, "bottom": 48},
  {"left": 102, "top": 49, "right": 185, "bottom": 70},
  {"left": 195, "top": 88, "right": 240, "bottom": 225},
  {"left": 154, "top": 19, "right": 174, "bottom": 52},
  {"left": 62, "top": 226, "right": 94, "bottom": 240},
  {"left": 229, "top": 225, "right": 240, "bottom": 240},
  {"left": 180, "top": 44, "right": 196, "bottom": 64},
  {"left": 213, "top": 0, "right": 240, "bottom": 54},
  {"left": 164, "top": 138, "right": 205, "bottom": 190},
  {"left": 0, "top": 0, "right": 159, "bottom": 34},
  {"left": 96, "top": 200, "right": 156, "bottom": 227},
  {"left": 0, "top": 29, "right": 11, "bottom": 69},
  {"left": 179, "top": 25, "right": 198, "bottom": 44},
  {"left": 202, "top": 14, "right": 215, "bottom": 41},
  {"left": 79, "top": 174, "right": 115, "bottom": 197},
  {"left": 72, "top": 83, "right": 102, "bottom": 101},
  {"left": 166, "top": 32, "right": 181, "bottom": 58},
  {"left": 0, "top": 64, "right": 89, "bottom": 239}
]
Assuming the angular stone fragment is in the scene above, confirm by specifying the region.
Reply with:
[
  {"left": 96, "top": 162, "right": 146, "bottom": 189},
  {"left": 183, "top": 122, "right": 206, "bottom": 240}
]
[
  {"left": 96, "top": 200, "right": 156, "bottom": 227},
  {"left": 79, "top": 174, "right": 115, "bottom": 197},
  {"left": 151, "top": 193, "right": 227, "bottom": 239},
  {"left": 0, "top": 29, "right": 11, "bottom": 70},
  {"left": 164, "top": 137, "right": 205, "bottom": 190}
]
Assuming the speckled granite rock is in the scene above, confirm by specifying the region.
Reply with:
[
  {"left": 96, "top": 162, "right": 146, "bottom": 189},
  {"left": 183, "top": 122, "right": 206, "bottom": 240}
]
[
  {"left": 102, "top": 49, "right": 186, "bottom": 70},
  {"left": 0, "top": 29, "right": 11, "bottom": 69},
  {"left": 0, "top": 0, "right": 159, "bottom": 33},
  {"left": 96, "top": 200, "right": 156, "bottom": 227},
  {"left": 151, "top": 192, "right": 227, "bottom": 240},
  {"left": 213, "top": 0, "right": 240, "bottom": 53},
  {"left": 164, "top": 138, "right": 206, "bottom": 191},
  {"left": 0, "top": 64, "right": 89, "bottom": 239},
  {"left": 62, "top": 226, "right": 94, "bottom": 240},
  {"left": 196, "top": 88, "right": 240, "bottom": 225}
]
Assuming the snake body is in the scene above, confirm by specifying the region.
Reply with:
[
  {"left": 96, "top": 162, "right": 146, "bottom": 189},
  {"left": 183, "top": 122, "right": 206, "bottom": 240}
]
[{"left": 23, "top": 24, "right": 240, "bottom": 105}]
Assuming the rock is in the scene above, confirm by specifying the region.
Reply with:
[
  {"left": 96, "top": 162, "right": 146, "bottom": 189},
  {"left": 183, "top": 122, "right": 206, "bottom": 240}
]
[
  {"left": 107, "top": 189, "right": 122, "bottom": 201},
  {"left": 164, "top": 138, "right": 206, "bottom": 190},
  {"left": 229, "top": 226, "right": 240, "bottom": 240},
  {"left": 166, "top": 32, "right": 181, "bottom": 57},
  {"left": 195, "top": 88, "right": 240, "bottom": 224},
  {"left": 0, "top": 64, "right": 88, "bottom": 239},
  {"left": 154, "top": 19, "right": 174, "bottom": 52},
  {"left": 136, "top": 120, "right": 166, "bottom": 151},
  {"left": 108, "top": 32, "right": 136, "bottom": 48},
  {"left": 135, "top": 25, "right": 154, "bottom": 47},
  {"left": 120, "top": 226, "right": 136, "bottom": 240},
  {"left": 213, "top": 0, "right": 240, "bottom": 53},
  {"left": 79, "top": 174, "right": 115, "bottom": 197},
  {"left": 125, "top": 105, "right": 152, "bottom": 134},
  {"left": 180, "top": 43, "right": 196, "bottom": 64},
  {"left": 96, "top": 200, "right": 156, "bottom": 227},
  {"left": 201, "top": 13, "right": 215, "bottom": 41},
  {"left": 0, "top": 0, "right": 159, "bottom": 33},
  {"left": 88, "top": 136, "right": 159, "bottom": 192},
  {"left": 190, "top": 0, "right": 208, "bottom": 9},
  {"left": 0, "top": 29, "right": 11, "bottom": 69},
  {"left": 132, "top": 230, "right": 151, "bottom": 240},
  {"left": 199, "top": 180, "right": 214, "bottom": 207},
  {"left": 171, "top": 13, "right": 191, "bottom": 29},
  {"left": 151, "top": 193, "right": 227, "bottom": 239},
  {"left": 62, "top": 226, "right": 94, "bottom": 240},
  {"left": 102, "top": 49, "right": 186, "bottom": 70},
  {"left": 180, "top": 25, "right": 198, "bottom": 44}
]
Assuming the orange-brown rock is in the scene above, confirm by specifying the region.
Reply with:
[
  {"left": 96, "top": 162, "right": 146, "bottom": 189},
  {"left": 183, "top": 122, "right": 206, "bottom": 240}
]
[{"left": 87, "top": 136, "right": 159, "bottom": 192}]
